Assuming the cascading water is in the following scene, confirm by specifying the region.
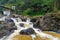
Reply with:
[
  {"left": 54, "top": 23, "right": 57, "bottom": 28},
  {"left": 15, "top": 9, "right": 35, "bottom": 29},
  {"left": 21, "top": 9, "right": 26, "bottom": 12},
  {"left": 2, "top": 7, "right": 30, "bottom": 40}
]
[
  {"left": 0, "top": 17, "right": 59, "bottom": 40},
  {"left": 26, "top": 18, "right": 59, "bottom": 40}
]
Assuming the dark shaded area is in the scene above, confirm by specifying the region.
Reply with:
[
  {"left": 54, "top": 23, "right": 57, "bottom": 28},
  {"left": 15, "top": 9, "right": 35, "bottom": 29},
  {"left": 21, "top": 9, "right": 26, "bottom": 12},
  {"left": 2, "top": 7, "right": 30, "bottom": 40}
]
[
  {"left": 20, "top": 28, "right": 35, "bottom": 35},
  {"left": 19, "top": 23, "right": 24, "bottom": 27}
]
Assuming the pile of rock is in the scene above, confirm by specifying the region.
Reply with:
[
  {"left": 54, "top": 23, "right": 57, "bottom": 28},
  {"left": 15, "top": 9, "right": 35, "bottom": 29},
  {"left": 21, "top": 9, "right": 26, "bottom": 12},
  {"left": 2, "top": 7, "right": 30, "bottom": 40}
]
[
  {"left": 0, "top": 19, "right": 17, "bottom": 38},
  {"left": 30, "top": 13, "right": 60, "bottom": 33}
]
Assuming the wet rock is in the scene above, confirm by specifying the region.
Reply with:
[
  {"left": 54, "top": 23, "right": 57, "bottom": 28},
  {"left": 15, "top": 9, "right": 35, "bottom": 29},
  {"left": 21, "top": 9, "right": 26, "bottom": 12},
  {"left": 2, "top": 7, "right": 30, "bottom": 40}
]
[
  {"left": 20, "top": 28, "right": 35, "bottom": 35},
  {"left": 30, "top": 18, "right": 41, "bottom": 29},
  {"left": 22, "top": 18, "right": 27, "bottom": 22},
  {"left": 19, "top": 23, "right": 24, "bottom": 27},
  {"left": 5, "top": 18, "right": 13, "bottom": 22},
  {"left": 0, "top": 21, "right": 17, "bottom": 38}
]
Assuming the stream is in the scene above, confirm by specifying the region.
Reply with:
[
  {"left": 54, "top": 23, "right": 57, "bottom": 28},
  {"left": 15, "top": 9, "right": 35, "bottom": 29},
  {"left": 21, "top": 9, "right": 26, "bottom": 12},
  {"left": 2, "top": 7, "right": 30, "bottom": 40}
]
[{"left": 0, "top": 16, "right": 59, "bottom": 40}]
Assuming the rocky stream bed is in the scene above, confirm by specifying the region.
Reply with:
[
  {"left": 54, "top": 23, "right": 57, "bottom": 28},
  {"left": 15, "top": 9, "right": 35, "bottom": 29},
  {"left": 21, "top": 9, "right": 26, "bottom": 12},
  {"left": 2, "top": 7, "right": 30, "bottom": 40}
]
[{"left": 0, "top": 13, "right": 60, "bottom": 40}]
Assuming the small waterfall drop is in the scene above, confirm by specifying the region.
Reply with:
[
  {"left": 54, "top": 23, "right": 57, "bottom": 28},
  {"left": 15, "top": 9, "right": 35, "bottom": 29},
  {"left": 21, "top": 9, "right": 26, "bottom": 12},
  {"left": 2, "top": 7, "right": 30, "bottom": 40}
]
[{"left": 0, "top": 17, "right": 59, "bottom": 40}]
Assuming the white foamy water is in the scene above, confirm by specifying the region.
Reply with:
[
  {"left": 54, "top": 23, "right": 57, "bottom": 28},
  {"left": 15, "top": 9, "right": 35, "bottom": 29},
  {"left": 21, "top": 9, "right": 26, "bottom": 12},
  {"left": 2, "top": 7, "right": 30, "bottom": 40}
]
[{"left": 0, "top": 17, "right": 59, "bottom": 40}]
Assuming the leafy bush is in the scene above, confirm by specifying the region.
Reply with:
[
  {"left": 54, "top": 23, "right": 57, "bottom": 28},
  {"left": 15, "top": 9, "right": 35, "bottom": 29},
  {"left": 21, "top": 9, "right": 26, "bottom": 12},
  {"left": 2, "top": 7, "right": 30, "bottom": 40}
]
[{"left": 0, "top": 0, "right": 59, "bottom": 17}]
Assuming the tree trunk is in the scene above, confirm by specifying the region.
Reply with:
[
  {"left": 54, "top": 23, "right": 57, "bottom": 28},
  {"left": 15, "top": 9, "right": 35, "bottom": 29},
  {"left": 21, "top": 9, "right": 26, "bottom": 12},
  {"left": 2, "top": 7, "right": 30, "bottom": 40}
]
[{"left": 53, "top": 0, "right": 58, "bottom": 12}]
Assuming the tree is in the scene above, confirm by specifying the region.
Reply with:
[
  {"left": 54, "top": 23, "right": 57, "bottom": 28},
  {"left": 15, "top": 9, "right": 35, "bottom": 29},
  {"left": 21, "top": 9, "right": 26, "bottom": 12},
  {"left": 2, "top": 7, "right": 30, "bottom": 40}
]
[{"left": 0, "top": 0, "right": 58, "bottom": 16}]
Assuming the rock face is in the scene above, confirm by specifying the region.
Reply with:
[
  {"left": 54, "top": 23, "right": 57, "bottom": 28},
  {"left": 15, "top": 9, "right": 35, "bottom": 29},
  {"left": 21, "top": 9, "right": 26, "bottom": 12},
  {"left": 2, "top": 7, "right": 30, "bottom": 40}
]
[
  {"left": 41, "top": 13, "right": 60, "bottom": 33},
  {"left": 0, "top": 20, "right": 17, "bottom": 38},
  {"left": 30, "top": 13, "right": 60, "bottom": 33}
]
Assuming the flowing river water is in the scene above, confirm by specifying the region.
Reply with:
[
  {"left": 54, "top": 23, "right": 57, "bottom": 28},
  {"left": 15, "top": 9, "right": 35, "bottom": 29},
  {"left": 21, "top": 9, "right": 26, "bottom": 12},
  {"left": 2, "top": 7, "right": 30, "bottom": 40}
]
[{"left": 0, "top": 16, "right": 60, "bottom": 40}]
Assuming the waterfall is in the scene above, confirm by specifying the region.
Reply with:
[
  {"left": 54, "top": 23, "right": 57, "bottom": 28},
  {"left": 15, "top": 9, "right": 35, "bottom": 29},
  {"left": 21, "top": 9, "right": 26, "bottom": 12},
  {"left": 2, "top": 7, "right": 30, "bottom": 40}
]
[{"left": 0, "top": 17, "right": 59, "bottom": 40}]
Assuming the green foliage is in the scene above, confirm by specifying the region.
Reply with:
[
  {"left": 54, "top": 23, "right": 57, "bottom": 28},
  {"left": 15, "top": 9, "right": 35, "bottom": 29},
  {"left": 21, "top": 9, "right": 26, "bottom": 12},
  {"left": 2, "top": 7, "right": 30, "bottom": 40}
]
[
  {"left": 22, "top": 8, "right": 32, "bottom": 15},
  {"left": 0, "top": 0, "right": 59, "bottom": 17}
]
